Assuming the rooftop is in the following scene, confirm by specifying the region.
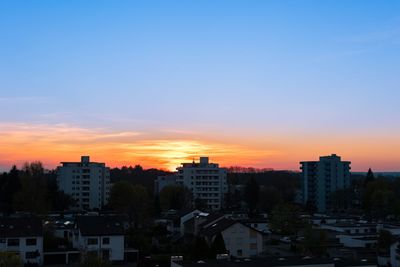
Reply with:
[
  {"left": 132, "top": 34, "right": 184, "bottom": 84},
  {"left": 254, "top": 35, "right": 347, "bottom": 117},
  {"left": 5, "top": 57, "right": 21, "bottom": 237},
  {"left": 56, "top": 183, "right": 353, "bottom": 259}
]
[
  {"left": 0, "top": 217, "right": 43, "bottom": 237},
  {"left": 76, "top": 215, "right": 125, "bottom": 236},
  {"left": 174, "top": 257, "right": 377, "bottom": 267}
]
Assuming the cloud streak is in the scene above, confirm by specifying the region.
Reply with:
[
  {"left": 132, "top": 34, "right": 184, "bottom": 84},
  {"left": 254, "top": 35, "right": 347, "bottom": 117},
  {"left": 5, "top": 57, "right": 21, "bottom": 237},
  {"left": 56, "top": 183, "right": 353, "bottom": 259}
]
[
  {"left": 1, "top": 122, "right": 400, "bottom": 172},
  {"left": 0, "top": 122, "right": 276, "bottom": 171},
  {"left": 0, "top": 96, "right": 48, "bottom": 104}
]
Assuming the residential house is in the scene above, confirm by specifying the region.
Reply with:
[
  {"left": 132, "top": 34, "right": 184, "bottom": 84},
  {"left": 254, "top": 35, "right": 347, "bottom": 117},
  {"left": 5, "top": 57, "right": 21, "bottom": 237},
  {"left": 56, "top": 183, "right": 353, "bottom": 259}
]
[
  {"left": 0, "top": 217, "right": 44, "bottom": 266},
  {"left": 171, "top": 257, "right": 377, "bottom": 267},
  {"left": 73, "top": 216, "right": 125, "bottom": 263},
  {"left": 199, "top": 217, "right": 264, "bottom": 258}
]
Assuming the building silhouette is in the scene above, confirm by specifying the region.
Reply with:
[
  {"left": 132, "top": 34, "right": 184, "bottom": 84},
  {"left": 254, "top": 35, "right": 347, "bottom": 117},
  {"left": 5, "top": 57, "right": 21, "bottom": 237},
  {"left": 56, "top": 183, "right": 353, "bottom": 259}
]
[
  {"left": 57, "top": 156, "right": 111, "bottom": 210},
  {"left": 300, "top": 154, "right": 351, "bottom": 213},
  {"left": 176, "top": 157, "right": 227, "bottom": 210}
]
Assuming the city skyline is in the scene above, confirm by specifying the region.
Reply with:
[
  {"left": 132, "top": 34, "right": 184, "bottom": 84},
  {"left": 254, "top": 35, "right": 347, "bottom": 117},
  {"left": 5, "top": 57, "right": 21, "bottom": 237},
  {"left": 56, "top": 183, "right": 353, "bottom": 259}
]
[{"left": 1, "top": 1, "right": 400, "bottom": 172}]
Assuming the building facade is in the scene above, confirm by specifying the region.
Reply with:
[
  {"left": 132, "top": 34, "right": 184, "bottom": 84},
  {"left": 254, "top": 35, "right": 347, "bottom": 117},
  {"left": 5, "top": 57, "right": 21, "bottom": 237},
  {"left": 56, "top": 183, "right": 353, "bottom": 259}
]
[
  {"left": 300, "top": 154, "right": 351, "bottom": 213},
  {"left": 73, "top": 216, "right": 125, "bottom": 263},
  {"left": 200, "top": 217, "right": 264, "bottom": 258},
  {"left": 176, "top": 157, "right": 227, "bottom": 211},
  {"left": 57, "top": 156, "right": 111, "bottom": 210},
  {"left": 0, "top": 217, "right": 44, "bottom": 266}
]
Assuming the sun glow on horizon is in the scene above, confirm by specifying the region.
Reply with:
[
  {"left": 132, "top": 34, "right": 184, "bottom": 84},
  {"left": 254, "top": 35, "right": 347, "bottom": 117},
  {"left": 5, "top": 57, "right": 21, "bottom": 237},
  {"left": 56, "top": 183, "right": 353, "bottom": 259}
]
[
  {"left": 0, "top": 122, "right": 278, "bottom": 172},
  {"left": 0, "top": 122, "right": 400, "bottom": 172}
]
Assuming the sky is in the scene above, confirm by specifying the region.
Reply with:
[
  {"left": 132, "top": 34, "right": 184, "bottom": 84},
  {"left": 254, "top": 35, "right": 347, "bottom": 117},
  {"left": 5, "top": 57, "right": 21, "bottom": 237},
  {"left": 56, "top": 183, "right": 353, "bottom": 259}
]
[{"left": 1, "top": 0, "right": 400, "bottom": 171}]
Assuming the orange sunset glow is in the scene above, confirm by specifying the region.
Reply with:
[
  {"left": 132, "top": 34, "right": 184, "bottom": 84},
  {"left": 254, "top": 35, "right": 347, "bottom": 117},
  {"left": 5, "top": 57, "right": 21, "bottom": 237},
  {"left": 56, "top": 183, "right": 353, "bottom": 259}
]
[{"left": 1, "top": 122, "right": 399, "bottom": 172}]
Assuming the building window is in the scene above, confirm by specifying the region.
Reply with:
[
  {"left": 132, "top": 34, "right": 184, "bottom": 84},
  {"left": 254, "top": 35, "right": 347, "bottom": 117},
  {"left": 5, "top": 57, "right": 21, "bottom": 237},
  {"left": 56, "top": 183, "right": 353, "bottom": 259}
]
[
  {"left": 249, "top": 229, "right": 258, "bottom": 238},
  {"left": 250, "top": 243, "right": 258, "bottom": 250},
  {"left": 87, "top": 238, "right": 98, "bottom": 245},
  {"left": 0, "top": 239, "right": 5, "bottom": 244},
  {"left": 102, "top": 237, "right": 110, "bottom": 245},
  {"left": 7, "top": 239, "right": 19, "bottom": 247},
  {"left": 26, "top": 252, "right": 38, "bottom": 259},
  {"left": 26, "top": 238, "right": 37, "bottom": 246},
  {"left": 237, "top": 249, "right": 243, "bottom": 256}
]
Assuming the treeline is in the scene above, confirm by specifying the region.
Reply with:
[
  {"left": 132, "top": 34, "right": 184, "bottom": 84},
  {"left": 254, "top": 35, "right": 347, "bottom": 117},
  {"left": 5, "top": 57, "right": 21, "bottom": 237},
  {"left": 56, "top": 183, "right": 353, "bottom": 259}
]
[
  {"left": 0, "top": 162, "right": 73, "bottom": 214},
  {"left": 226, "top": 170, "right": 301, "bottom": 214},
  {"left": 331, "top": 169, "right": 400, "bottom": 218},
  {"left": 110, "top": 165, "right": 170, "bottom": 195},
  {"left": 227, "top": 166, "right": 274, "bottom": 173}
]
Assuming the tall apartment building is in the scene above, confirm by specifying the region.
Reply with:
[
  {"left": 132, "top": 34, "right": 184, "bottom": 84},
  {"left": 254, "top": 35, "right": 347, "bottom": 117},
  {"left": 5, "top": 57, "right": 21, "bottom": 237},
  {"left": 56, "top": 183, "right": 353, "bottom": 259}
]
[
  {"left": 300, "top": 154, "right": 351, "bottom": 213},
  {"left": 176, "top": 157, "right": 227, "bottom": 211},
  {"left": 57, "top": 156, "right": 111, "bottom": 210}
]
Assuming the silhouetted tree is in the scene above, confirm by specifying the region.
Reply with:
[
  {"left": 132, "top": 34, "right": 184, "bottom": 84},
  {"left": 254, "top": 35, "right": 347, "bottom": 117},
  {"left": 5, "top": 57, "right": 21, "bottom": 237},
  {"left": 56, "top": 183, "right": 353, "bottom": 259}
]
[
  {"left": 0, "top": 251, "right": 22, "bottom": 267},
  {"left": 331, "top": 188, "right": 354, "bottom": 212},
  {"left": 364, "top": 168, "right": 375, "bottom": 186},
  {"left": 0, "top": 166, "right": 22, "bottom": 214},
  {"left": 210, "top": 232, "right": 226, "bottom": 257},
  {"left": 377, "top": 230, "right": 395, "bottom": 255},
  {"left": 109, "top": 182, "right": 151, "bottom": 225},
  {"left": 159, "top": 185, "right": 192, "bottom": 211},
  {"left": 363, "top": 178, "right": 395, "bottom": 218},
  {"left": 302, "top": 226, "right": 327, "bottom": 257},
  {"left": 258, "top": 186, "right": 283, "bottom": 212},
  {"left": 153, "top": 195, "right": 162, "bottom": 217},
  {"left": 191, "top": 236, "right": 210, "bottom": 260},
  {"left": 46, "top": 173, "right": 75, "bottom": 211},
  {"left": 13, "top": 162, "right": 49, "bottom": 214},
  {"left": 110, "top": 166, "right": 170, "bottom": 196},
  {"left": 244, "top": 177, "right": 259, "bottom": 215},
  {"left": 270, "top": 203, "right": 304, "bottom": 236},
  {"left": 194, "top": 198, "right": 208, "bottom": 210}
]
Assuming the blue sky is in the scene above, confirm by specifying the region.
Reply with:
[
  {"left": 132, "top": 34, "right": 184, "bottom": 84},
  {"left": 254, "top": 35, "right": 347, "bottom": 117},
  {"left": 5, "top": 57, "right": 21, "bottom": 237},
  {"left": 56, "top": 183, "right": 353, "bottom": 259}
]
[{"left": 1, "top": 1, "right": 400, "bottom": 170}]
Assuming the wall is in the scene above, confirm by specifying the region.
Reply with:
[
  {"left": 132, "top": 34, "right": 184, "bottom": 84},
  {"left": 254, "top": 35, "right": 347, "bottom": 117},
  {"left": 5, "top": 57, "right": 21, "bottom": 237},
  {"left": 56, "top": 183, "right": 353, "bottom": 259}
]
[{"left": 221, "top": 223, "right": 263, "bottom": 258}]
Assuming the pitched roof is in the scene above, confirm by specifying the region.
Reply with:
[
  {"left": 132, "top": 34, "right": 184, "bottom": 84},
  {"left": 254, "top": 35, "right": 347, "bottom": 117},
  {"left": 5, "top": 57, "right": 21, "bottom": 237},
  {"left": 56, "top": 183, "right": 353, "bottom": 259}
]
[
  {"left": 197, "top": 213, "right": 225, "bottom": 229},
  {"left": 200, "top": 218, "right": 237, "bottom": 237},
  {"left": 199, "top": 217, "right": 265, "bottom": 238},
  {"left": 0, "top": 217, "right": 43, "bottom": 237},
  {"left": 177, "top": 257, "right": 377, "bottom": 267},
  {"left": 76, "top": 216, "right": 124, "bottom": 236}
]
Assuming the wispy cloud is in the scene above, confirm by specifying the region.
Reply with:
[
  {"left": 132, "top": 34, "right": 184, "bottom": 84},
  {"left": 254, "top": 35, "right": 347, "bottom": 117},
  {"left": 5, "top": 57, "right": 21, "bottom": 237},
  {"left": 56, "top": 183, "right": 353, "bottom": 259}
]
[
  {"left": 338, "top": 26, "right": 400, "bottom": 45},
  {"left": 0, "top": 122, "right": 276, "bottom": 171},
  {"left": 335, "top": 16, "right": 400, "bottom": 46},
  {"left": 2, "top": 122, "right": 398, "bottom": 171},
  {"left": 0, "top": 96, "right": 48, "bottom": 104},
  {"left": 316, "top": 19, "right": 400, "bottom": 62}
]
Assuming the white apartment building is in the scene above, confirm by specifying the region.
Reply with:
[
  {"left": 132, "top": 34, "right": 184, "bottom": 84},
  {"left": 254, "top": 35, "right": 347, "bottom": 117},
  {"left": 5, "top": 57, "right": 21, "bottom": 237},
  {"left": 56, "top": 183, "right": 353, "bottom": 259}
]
[
  {"left": 57, "top": 156, "right": 111, "bottom": 210},
  {"left": 0, "top": 217, "right": 44, "bottom": 266},
  {"left": 176, "top": 157, "right": 227, "bottom": 211},
  {"left": 300, "top": 154, "right": 351, "bottom": 213}
]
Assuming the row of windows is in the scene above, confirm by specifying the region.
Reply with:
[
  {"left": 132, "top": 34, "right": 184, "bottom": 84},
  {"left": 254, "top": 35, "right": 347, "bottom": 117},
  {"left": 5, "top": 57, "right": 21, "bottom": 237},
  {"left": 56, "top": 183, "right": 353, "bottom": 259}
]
[
  {"left": 72, "top": 181, "right": 91, "bottom": 185},
  {"left": 195, "top": 188, "right": 220, "bottom": 192},
  {"left": 194, "top": 170, "right": 221, "bottom": 174},
  {"left": 0, "top": 238, "right": 37, "bottom": 246},
  {"left": 87, "top": 237, "right": 110, "bottom": 245},
  {"left": 195, "top": 182, "right": 220, "bottom": 186},
  {"left": 71, "top": 186, "right": 91, "bottom": 191},
  {"left": 195, "top": 193, "right": 220, "bottom": 197},
  {"left": 191, "top": 176, "right": 222, "bottom": 179}
]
